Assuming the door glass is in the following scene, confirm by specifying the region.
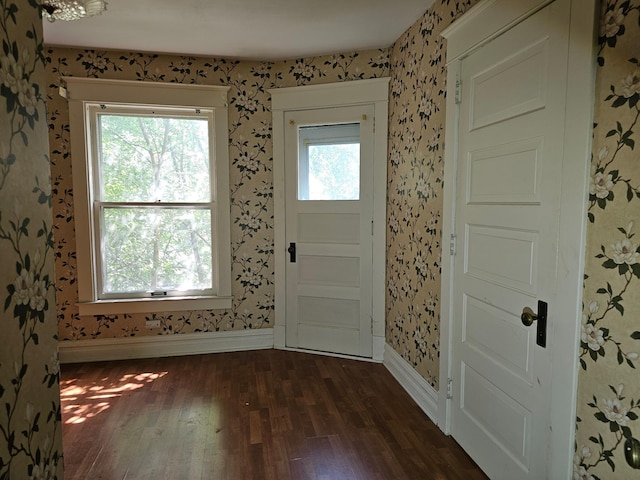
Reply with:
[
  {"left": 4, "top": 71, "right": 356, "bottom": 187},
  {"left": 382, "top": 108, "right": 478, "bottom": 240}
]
[{"left": 298, "top": 123, "right": 360, "bottom": 200}]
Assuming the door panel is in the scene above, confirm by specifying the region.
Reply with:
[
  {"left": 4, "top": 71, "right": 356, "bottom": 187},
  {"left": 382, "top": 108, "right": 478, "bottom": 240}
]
[
  {"left": 467, "top": 137, "right": 543, "bottom": 204},
  {"left": 465, "top": 225, "right": 538, "bottom": 293},
  {"left": 461, "top": 363, "right": 532, "bottom": 466},
  {"left": 297, "top": 212, "right": 360, "bottom": 243},
  {"left": 451, "top": 2, "right": 569, "bottom": 478},
  {"left": 298, "top": 254, "right": 360, "bottom": 285},
  {"left": 463, "top": 295, "right": 533, "bottom": 381},
  {"left": 285, "top": 105, "right": 374, "bottom": 357},
  {"left": 298, "top": 297, "right": 360, "bottom": 328},
  {"left": 470, "top": 38, "right": 548, "bottom": 130}
]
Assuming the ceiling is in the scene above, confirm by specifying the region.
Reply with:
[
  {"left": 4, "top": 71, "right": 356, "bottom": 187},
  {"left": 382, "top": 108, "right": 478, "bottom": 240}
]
[{"left": 42, "top": 0, "right": 433, "bottom": 61}]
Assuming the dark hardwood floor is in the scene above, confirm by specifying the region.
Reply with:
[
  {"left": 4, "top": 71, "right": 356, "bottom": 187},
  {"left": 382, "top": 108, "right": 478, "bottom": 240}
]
[{"left": 60, "top": 349, "right": 487, "bottom": 479}]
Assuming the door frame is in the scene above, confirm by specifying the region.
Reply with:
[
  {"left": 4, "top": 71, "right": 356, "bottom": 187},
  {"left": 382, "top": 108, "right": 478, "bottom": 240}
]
[
  {"left": 270, "top": 78, "right": 390, "bottom": 361},
  {"left": 438, "top": 0, "right": 597, "bottom": 477}
]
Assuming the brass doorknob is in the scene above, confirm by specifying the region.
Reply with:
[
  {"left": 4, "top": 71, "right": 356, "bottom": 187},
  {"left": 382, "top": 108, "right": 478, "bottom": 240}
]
[
  {"left": 521, "top": 307, "right": 538, "bottom": 326},
  {"left": 625, "top": 437, "right": 640, "bottom": 469}
]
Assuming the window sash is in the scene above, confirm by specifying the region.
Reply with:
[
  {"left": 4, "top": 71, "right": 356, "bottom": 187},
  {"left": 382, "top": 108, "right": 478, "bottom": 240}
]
[{"left": 94, "top": 203, "right": 217, "bottom": 300}]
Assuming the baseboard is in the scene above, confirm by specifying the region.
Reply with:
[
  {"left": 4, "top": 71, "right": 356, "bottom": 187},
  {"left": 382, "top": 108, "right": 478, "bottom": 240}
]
[
  {"left": 58, "top": 329, "right": 274, "bottom": 364},
  {"left": 383, "top": 343, "right": 439, "bottom": 423}
]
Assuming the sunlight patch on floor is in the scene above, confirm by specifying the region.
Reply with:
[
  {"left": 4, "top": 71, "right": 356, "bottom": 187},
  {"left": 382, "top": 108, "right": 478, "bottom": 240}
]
[{"left": 61, "top": 370, "right": 168, "bottom": 424}]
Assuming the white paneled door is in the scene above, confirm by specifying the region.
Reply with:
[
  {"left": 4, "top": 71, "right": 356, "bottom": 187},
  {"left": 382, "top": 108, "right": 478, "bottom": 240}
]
[
  {"left": 284, "top": 105, "right": 374, "bottom": 357},
  {"left": 449, "top": 2, "right": 581, "bottom": 479}
]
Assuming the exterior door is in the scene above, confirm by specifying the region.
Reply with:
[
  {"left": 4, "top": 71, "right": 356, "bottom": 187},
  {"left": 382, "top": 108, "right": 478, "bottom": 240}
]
[
  {"left": 284, "top": 105, "right": 374, "bottom": 357},
  {"left": 449, "top": 2, "right": 576, "bottom": 478}
]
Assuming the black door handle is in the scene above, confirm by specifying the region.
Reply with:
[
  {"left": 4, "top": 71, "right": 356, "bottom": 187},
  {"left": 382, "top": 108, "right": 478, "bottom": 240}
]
[
  {"left": 536, "top": 300, "right": 547, "bottom": 348},
  {"left": 288, "top": 242, "right": 296, "bottom": 262}
]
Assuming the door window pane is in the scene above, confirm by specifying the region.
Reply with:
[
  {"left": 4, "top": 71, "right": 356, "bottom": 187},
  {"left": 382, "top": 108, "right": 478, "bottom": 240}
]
[{"left": 298, "top": 124, "right": 360, "bottom": 200}]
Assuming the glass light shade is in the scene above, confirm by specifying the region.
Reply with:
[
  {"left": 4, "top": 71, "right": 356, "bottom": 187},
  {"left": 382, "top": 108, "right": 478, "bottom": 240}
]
[{"left": 42, "top": 0, "right": 107, "bottom": 22}]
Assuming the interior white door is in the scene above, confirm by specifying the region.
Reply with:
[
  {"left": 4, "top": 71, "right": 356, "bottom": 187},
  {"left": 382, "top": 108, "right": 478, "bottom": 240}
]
[
  {"left": 284, "top": 105, "right": 374, "bottom": 357},
  {"left": 450, "top": 3, "right": 572, "bottom": 478}
]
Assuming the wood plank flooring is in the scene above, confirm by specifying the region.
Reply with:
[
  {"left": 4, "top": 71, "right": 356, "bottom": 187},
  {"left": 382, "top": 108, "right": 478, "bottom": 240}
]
[{"left": 60, "top": 349, "right": 488, "bottom": 480}]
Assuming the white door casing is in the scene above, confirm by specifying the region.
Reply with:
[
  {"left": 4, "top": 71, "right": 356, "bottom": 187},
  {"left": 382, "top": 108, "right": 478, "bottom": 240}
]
[
  {"left": 439, "top": 0, "right": 596, "bottom": 479},
  {"left": 270, "top": 79, "right": 390, "bottom": 360}
]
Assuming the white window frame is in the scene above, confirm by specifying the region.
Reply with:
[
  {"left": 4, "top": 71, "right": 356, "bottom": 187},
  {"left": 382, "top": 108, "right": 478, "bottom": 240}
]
[{"left": 64, "top": 78, "right": 232, "bottom": 315}]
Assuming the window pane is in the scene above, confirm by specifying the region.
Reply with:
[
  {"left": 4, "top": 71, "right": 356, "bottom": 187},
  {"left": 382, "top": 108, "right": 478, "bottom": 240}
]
[
  {"left": 305, "top": 143, "right": 360, "bottom": 200},
  {"left": 298, "top": 123, "right": 360, "bottom": 201},
  {"left": 99, "top": 114, "right": 210, "bottom": 203},
  {"left": 101, "top": 208, "right": 212, "bottom": 295}
]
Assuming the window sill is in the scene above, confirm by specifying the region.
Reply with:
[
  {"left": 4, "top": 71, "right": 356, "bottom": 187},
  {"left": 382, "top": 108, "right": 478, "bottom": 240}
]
[{"left": 77, "top": 296, "right": 233, "bottom": 316}]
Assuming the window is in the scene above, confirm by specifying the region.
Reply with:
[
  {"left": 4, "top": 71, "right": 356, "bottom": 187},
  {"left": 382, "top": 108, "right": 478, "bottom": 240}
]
[
  {"left": 65, "top": 78, "right": 232, "bottom": 315},
  {"left": 298, "top": 123, "right": 360, "bottom": 200}
]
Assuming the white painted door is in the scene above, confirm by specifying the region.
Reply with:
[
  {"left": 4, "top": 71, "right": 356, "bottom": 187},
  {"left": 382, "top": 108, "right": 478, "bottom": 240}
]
[
  {"left": 450, "top": 3, "right": 573, "bottom": 478},
  {"left": 284, "top": 105, "right": 374, "bottom": 357}
]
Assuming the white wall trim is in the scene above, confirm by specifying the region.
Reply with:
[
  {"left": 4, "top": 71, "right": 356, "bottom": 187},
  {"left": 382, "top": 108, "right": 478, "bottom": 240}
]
[
  {"left": 58, "top": 329, "right": 274, "bottom": 364},
  {"left": 548, "top": 2, "right": 598, "bottom": 476},
  {"left": 383, "top": 343, "right": 439, "bottom": 424}
]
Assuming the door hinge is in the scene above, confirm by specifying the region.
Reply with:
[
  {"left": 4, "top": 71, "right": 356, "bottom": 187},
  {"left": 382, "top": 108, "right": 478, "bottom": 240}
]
[
  {"left": 446, "top": 377, "right": 453, "bottom": 400},
  {"left": 455, "top": 76, "right": 462, "bottom": 105},
  {"left": 449, "top": 233, "right": 457, "bottom": 256}
]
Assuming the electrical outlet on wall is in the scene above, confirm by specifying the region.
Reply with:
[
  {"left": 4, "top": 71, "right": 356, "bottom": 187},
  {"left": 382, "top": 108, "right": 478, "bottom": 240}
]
[{"left": 145, "top": 319, "right": 161, "bottom": 329}]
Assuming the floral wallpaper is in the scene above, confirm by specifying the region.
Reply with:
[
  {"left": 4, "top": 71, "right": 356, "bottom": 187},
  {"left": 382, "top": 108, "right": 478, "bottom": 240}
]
[
  {"left": 574, "top": 1, "right": 640, "bottom": 478},
  {"left": 0, "top": 0, "right": 63, "bottom": 478},
  {"left": 45, "top": 48, "right": 390, "bottom": 340},
  {"left": 385, "top": 0, "right": 479, "bottom": 389}
]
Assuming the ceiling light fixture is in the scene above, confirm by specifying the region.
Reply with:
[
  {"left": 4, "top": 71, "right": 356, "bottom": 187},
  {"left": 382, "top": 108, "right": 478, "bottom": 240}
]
[{"left": 42, "top": 0, "right": 107, "bottom": 22}]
